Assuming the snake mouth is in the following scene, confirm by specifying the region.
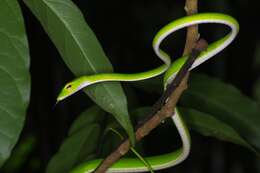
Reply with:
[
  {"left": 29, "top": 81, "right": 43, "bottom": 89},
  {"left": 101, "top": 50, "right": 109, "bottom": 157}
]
[{"left": 56, "top": 90, "right": 74, "bottom": 103}]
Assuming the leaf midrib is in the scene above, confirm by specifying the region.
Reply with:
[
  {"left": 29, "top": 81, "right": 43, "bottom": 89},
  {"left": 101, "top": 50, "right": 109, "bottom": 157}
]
[
  {"left": 187, "top": 90, "right": 260, "bottom": 135},
  {"left": 41, "top": 0, "right": 125, "bottom": 115}
]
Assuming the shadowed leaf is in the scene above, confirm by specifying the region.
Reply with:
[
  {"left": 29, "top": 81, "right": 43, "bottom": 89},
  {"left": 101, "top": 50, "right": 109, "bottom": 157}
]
[
  {"left": 23, "top": 0, "right": 135, "bottom": 143},
  {"left": 0, "top": 0, "right": 30, "bottom": 167},
  {"left": 181, "top": 73, "right": 260, "bottom": 151},
  {"left": 46, "top": 106, "right": 105, "bottom": 173}
]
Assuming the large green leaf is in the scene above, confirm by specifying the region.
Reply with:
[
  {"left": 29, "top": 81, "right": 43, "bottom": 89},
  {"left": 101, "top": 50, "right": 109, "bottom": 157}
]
[
  {"left": 0, "top": 0, "right": 30, "bottom": 167},
  {"left": 132, "top": 107, "right": 256, "bottom": 154},
  {"left": 2, "top": 136, "right": 36, "bottom": 172},
  {"left": 179, "top": 108, "right": 256, "bottom": 152},
  {"left": 23, "top": 0, "right": 134, "bottom": 143},
  {"left": 181, "top": 73, "right": 260, "bottom": 150},
  {"left": 46, "top": 106, "right": 105, "bottom": 173}
]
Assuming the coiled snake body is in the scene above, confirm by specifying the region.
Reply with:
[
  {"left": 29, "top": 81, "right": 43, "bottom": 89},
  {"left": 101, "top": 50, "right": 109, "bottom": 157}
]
[{"left": 57, "top": 13, "right": 239, "bottom": 173}]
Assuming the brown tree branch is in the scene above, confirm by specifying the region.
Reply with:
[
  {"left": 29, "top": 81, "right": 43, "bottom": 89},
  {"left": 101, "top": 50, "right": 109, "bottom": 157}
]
[
  {"left": 94, "top": 0, "right": 200, "bottom": 172},
  {"left": 184, "top": 0, "right": 199, "bottom": 54}
]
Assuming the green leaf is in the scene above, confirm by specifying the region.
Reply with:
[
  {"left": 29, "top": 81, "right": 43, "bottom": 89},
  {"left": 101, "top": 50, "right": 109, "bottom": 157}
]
[
  {"left": 0, "top": 0, "right": 30, "bottom": 167},
  {"left": 179, "top": 108, "right": 256, "bottom": 152},
  {"left": 99, "top": 117, "right": 144, "bottom": 158},
  {"left": 46, "top": 106, "right": 105, "bottom": 173},
  {"left": 181, "top": 73, "right": 260, "bottom": 150},
  {"left": 99, "top": 120, "right": 124, "bottom": 157},
  {"left": 2, "top": 136, "right": 36, "bottom": 172},
  {"left": 132, "top": 107, "right": 257, "bottom": 154},
  {"left": 23, "top": 0, "right": 134, "bottom": 143}
]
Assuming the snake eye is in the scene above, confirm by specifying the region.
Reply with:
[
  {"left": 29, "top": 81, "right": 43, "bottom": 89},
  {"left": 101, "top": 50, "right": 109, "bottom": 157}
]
[{"left": 66, "top": 84, "right": 72, "bottom": 89}]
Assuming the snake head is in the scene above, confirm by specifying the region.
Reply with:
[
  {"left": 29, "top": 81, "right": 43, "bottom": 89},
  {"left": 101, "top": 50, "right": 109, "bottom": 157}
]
[{"left": 57, "top": 77, "right": 90, "bottom": 102}]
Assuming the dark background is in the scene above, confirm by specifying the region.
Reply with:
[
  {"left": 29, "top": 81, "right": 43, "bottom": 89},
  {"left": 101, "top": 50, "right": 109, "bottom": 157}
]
[{"left": 2, "top": 0, "right": 260, "bottom": 172}]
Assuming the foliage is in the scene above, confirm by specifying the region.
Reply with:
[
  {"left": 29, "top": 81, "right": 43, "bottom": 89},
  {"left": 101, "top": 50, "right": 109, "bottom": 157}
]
[
  {"left": 0, "top": 0, "right": 259, "bottom": 172},
  {"left": 0, "top": 0, "right": 30, "bottom": 167},
  {"left": 181, "top": 74, "right": 260, "bottom": 150},
  {"left": 46, "top": 106, "right": 104, "bottom": 173},
  {"left": 23, "top": 0, "right": 135, "bottom": 144}
]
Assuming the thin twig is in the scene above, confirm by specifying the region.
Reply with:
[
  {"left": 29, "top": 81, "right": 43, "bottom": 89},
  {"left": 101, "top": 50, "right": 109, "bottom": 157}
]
[{"left": 94, "top": 0, "right": 200, "bottom": 172}]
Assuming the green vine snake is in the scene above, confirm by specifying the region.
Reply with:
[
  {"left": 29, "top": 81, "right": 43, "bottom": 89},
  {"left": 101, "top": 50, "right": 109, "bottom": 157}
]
[{"left": 57, "top": 13, "right": 239, "bottom": 173}]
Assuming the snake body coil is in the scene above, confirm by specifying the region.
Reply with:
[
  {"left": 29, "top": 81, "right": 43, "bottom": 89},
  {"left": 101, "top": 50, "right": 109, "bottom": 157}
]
[{"left": 57, "top": 13, "right": 239, "bottom": 173}]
